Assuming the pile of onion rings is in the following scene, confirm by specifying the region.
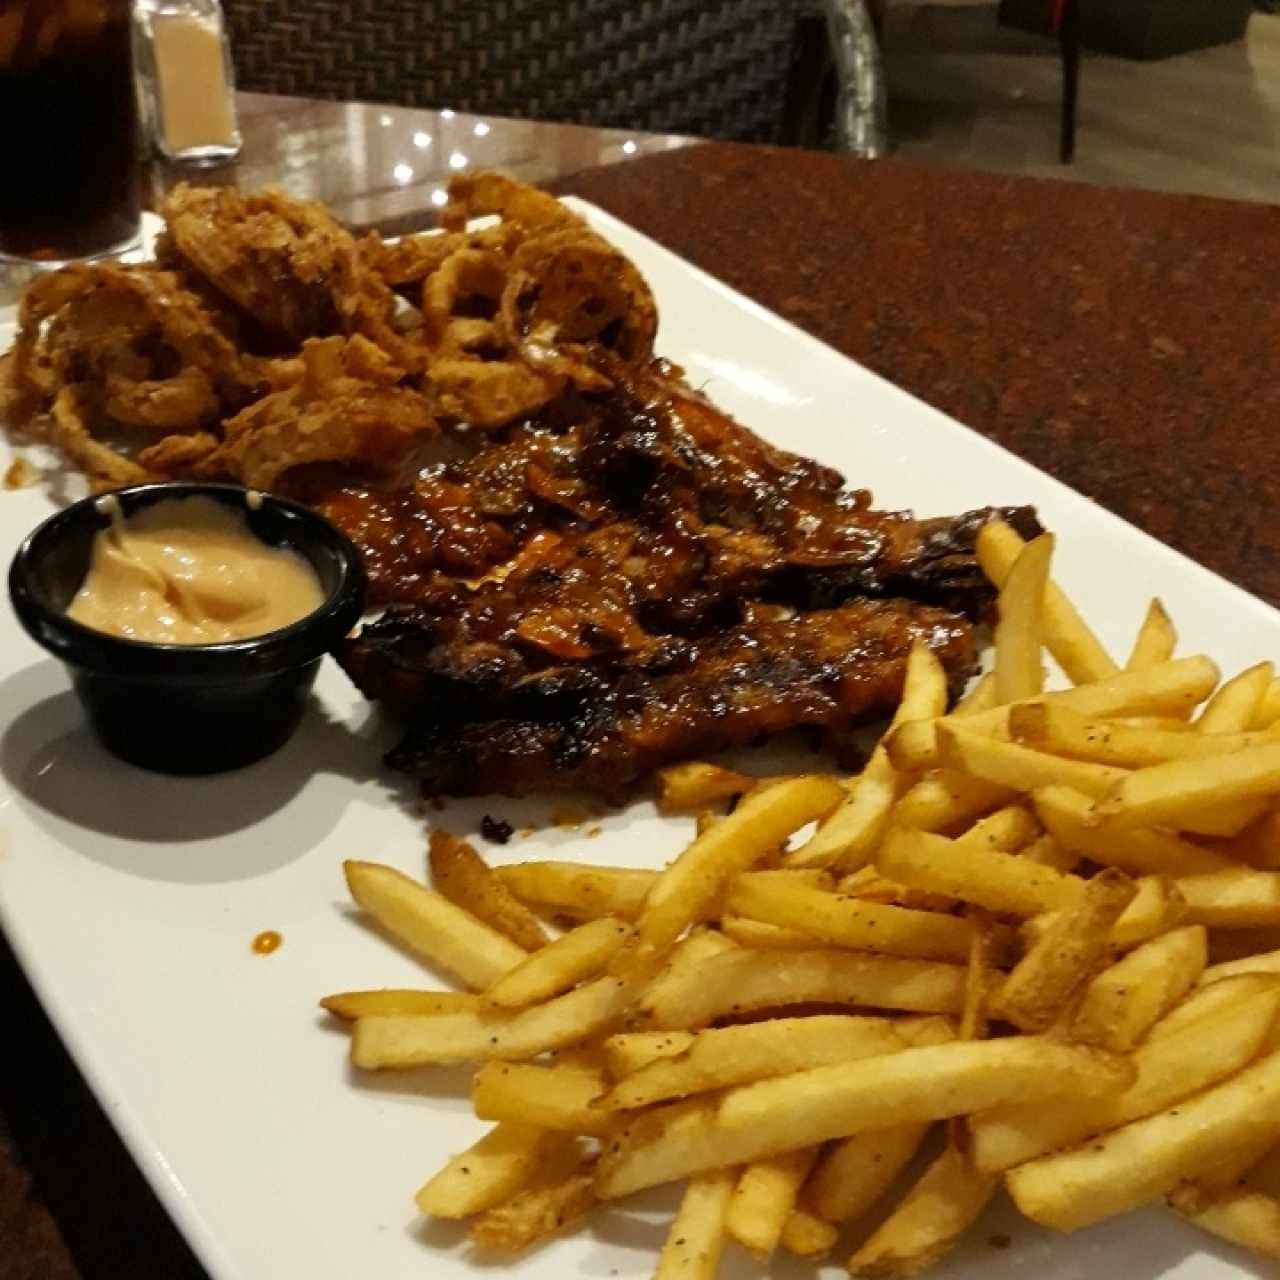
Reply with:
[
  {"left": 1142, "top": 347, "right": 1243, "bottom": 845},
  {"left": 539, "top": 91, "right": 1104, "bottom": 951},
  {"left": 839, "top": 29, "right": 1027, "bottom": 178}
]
[{"left": 0, "top": 174, "right": 658, "bottom": 493}]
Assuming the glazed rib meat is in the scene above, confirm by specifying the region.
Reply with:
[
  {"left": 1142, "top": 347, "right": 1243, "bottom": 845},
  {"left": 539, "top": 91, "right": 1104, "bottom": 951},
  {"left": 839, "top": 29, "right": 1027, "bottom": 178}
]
[
  {"left": 346, "top": 598, "right": 978, "bottom": 801},
  {"left": 334, "top": 358, "right": 1039, "bottom": 799}
]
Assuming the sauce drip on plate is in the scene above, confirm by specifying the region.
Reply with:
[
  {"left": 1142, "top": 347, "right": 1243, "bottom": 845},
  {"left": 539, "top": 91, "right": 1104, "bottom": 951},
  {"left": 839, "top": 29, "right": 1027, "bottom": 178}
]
[{"left": 251, "top": 930, "right": 282, "bottom": 955}]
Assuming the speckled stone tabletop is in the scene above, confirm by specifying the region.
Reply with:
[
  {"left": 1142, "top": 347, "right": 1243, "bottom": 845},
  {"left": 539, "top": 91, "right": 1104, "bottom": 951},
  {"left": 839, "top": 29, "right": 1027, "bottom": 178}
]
[{"left": 7, "top": 122, "right": 1280, "bottom": 1280}]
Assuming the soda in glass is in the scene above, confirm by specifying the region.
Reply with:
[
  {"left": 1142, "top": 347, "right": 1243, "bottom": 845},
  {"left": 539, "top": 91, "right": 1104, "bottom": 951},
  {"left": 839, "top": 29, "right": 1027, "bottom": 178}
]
[{"left": 0, "top": 0, "right": 142, "bottom": 264}]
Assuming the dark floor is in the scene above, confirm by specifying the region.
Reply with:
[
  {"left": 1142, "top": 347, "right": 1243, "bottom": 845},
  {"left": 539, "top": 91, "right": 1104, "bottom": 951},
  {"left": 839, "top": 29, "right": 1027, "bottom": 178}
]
[{"left": 881, "top": 1, "right": 1280, "bottom": 203}]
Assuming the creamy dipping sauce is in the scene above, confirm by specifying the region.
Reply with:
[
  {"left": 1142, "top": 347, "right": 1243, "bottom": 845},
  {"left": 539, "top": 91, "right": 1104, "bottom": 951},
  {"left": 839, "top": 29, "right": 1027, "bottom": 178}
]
[{"left": 66, "top": 496, "right": 325, "bottom": 644}]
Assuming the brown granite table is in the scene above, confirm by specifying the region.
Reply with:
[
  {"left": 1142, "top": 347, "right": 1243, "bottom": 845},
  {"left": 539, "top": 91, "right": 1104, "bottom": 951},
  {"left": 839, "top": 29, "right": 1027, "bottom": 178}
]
[{"left": 7, "top": 89, "right": 1280, "bottom": 1280}]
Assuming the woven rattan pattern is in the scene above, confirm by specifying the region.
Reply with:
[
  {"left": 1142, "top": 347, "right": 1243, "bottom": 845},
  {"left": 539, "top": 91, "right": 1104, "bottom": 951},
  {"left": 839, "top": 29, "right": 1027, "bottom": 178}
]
[{"left": 225, "top": 0, "right": 811, "bottom": 142}]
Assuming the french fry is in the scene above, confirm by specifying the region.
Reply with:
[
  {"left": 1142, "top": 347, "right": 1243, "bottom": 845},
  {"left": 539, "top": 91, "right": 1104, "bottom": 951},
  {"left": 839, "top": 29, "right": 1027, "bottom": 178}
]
[
  {"left": 595, "top": 1097, "right": 784, "bottom": 1199},
  {"left": 472, "top": 1060, "right": 611, "bottom": 1134},
  {"left": 784, "top": 755, "right": 901, "bottom": 871},
  {"left": 1077, "top": 658, "right": 1225, "bottom": 723},
  {"left": 1252, "top": 678, "right": 1280, "bottom": 730},
  {"left": 1033, "top": 785, "right": 1231, "bottom": 876},
  {"left": 558, "top": 1042, "right": 615, "bottom": 1075},
  {"left": 1210, "top": 809, "right": 1280, "bottom": 871},
  {"left": 598, "top": 1015, "right": 908, "bottom": 1111},
  {"left": 1126, "top": 598, "right": 1177, "bottom": 670},
  {"left": 656, "top": 762, "right": 754, "bottom": 815},
  {"left": 971, "top": 985, "right": 1280, "bottom": 1173},
  {"left": 1022, "top": 874, "right": 1186, "bottom": 951},
  {"left": 715, "top": 1038, "right": 1132, "bottom": 1154},
  {"left": 1152, "top": 971, "right": 1280, "bottom": 1038},
  {"left": 1199, "top": 946, "right": 1280, "bottom": 987},
  {"left": 955, "top": 804, "right": 1041, "bottom": 852},
  {"left": 790, "top": 643, "right": 948, "bottom": 870},
  {"left": 1006, "top": 1044, "right": 1280, "bottom": 1232},
  {"left": 720, "top": 915, "right": 822, "bottom": 949},
  {"left": 602, "top": 1030, "right": 695, "bottom": 1079},
  {"left": 642, "top": 947, "right": 969, "bottom": 1030},
  {"left": 778, "top": 1208, "right": 839, "bottom": 1259},
  {"left": 325, "top": 538, "right": 1280, "bottom": 1278},
  {"left": 725, "top": 874, "right": 977, "bottom": 962},
  {"left": 493, "top": 861, "right": 656, "bottom": 922},
  {"left": 1070, "top": 925, "right": 1207, "bottom": 1051},
  {"left": 320, "top": 989, "right": 482, "bottom": 1020},
  {"left": 1117, "top": 876, "right": 1189, "bottom": 946},
  {"left": 1011, "top": 702, "right": 1271, "bottom": 769},
  {"left": 1172, "top": 1136, "right": 1280, "bottom": 1215},
  {"left": 350, "top": 974, "right": 636, "bottom": 1067},
  {"left": 1019, "top": 833, "right": 1080, "bottom": 872},
  {"left": 428, "top": 830, "right": 550, "bottom": 951},
  {"left": 621, "top": 775, "right": 846, "bottom": 979},
  {"left": 878, "top": 827, "right": 1086, "bottom": 918},
  {"left": 654, "top": 1169, "right": 735, "bottom": 1280},
  {"left": 975, "top": 518, "right": 1118, "bottom": 684},
  {"left": 891, "top": 771, "right": 1015, "bottom": 831},
  {"left": 882, "top": 716, "right": 991, "bottom": 776},
  {"left": 938, "top": 721, "right": 1128, "bottom": 798},
  {"left": 599, "top": 1035, "right": 939, "bottom": 1206},
  {"left": 847, "top": 1144, "right": 999, "bottom": 1278},
  {"left": 1179, "top": 798, "right": 1272, "bottom": 840},
  {"left": 992, "top": 868, "right": 1137, "bottom": 1032},
  {"left": 1178, "top": 869, "right": 1280, "bottom": 927},
  {"left": 887, "top": 640, "right": 953, "bottom": 728},
  {"left": 805, "top": 1124, "right": 931, "bottom": 1223},
  {"left": 992, "top": 532, "right": 1053, "bottom": 704},
  {"left": 469, "top": 1154, "right": 597, "bottom": 1253},
  {"left": 886, "top": 657, "right": 1220, "bottom": 772},
  {"left": 344, "top": 861, "right": 527, "bottom": 990},
  {"left": 1197, "top": 661, "right": 1274, "bottom": 734},
  {"left": 1110, "top": 715, "right": 1197, "bottom": 731},
  {"left": 1171, "top": 1185, "right": 1280, "bottom": 1259},
  {"left": 958, "top": 914, "right": 993, "bottom": 1043},
  {"left": 892, "top": 1015, "right": 960, "bottom": 1048},
  {"left": 597, "top": 1059, "right": 953, "bottom": 1202},
  {"left": 953, "top": 672, "right": 998, "bottom": 717},
  {"left": 836, "top": 866, "right": 957, "bottom": 913},
  {"left": 949, "top": 913, "right": 994, "bottom": 1152},
  {"left": 1089, "top": 742, "right": 1280, "bottom": 831},
  {"left": 484, "top": 919, "right": 632, "bottom": 1009},
  {"left": 724, "top": 1148, "right": 817, "bottom": 1259},
  {"left": 735, "top": 867, "right": 834, "bottom": 892},
  {"left": 414, "top": 1124, "right": 574, "bottom": 1219},
  {"left": 636, "top": 927, "right": 737, "bottom": 1020}
]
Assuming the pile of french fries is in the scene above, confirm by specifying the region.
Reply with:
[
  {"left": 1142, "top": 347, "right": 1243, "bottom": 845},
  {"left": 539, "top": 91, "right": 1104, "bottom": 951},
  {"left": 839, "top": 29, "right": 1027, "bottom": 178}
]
[{"left": 323, "top": 517, "right": 1280, "bottom": 1276}]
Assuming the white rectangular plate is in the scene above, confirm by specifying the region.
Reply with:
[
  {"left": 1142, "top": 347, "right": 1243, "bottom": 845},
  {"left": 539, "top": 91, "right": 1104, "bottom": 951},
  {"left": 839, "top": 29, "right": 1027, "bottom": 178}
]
[{"left": 0, "top": 198, "right": 1275, "bottom": 1280}]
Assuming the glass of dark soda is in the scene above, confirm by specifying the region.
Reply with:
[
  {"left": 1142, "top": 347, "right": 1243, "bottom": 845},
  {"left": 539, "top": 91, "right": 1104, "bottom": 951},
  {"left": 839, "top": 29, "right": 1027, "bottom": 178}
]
[{"left": 0, "top": 0, "right": 142, "bottom": 265}]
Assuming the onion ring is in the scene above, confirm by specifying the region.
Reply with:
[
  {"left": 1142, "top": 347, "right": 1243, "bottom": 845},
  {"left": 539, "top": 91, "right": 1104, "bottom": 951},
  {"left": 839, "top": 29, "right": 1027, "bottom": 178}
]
[
  {"left": 49, "top": 385, "right": 152, "bottom": 488},
  {"left": 105, "top": 367, "right": 219, "bottom": 431},
  {"left": 497, "top": 229, "right": 657, "bottom": 391},
  {"left": 427, "top": 357, "right": 562, "bottom": 428},
  {"left": 421, "top": 249, "right": 508, "bottom": 348}
]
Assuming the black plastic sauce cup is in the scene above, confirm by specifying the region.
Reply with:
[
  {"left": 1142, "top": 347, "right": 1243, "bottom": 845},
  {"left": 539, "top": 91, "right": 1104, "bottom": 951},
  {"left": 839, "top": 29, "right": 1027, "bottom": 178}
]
[{"left": 8, "top": 482, "right": 367, "bottom": 775}]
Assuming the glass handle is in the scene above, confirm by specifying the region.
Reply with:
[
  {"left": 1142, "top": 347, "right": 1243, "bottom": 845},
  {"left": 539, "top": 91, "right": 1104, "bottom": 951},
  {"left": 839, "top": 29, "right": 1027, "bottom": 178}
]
[{"left": 822, "top": 0, "right": 888, "bottom": 158}]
